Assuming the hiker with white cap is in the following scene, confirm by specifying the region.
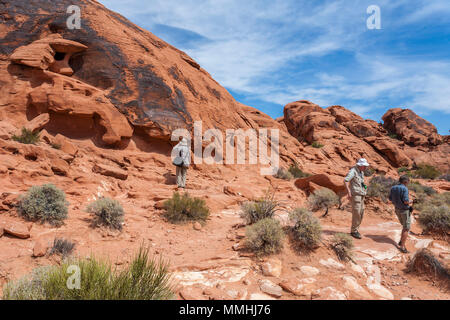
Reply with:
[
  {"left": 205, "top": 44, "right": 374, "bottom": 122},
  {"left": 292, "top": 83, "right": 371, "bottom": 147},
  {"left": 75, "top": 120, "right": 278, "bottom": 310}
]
[
  {"left": 172, "top": 137, "right": 191, "bottom": 189},
  {"left": 344, "top": 158, "right": 370, "bottom": 239}
]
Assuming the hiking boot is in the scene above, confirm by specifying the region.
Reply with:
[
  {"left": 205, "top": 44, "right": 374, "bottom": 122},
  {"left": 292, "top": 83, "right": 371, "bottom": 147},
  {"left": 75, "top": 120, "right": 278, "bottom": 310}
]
[
  {"left": 350, "top": 231, "right": 362, "bottom": 239},
  {"left": 398, "top": 246, "right": 409, "bottom": 254}
]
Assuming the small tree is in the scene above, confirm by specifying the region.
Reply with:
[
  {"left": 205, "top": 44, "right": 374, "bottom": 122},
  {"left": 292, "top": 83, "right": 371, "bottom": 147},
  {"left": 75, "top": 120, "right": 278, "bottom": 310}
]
[{"left": 308, "top": 188, "right": 339, "bottom": 217}]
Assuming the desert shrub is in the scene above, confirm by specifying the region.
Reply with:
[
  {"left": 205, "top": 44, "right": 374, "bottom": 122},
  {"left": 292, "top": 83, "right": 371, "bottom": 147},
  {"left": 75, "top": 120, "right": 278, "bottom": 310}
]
[
  {"left": 406, "top": 249, "right": 450, "bottom": 288},
  {"left": 163, "top": 192, "right": 209, "bottom": 224},
  {"left": 364, "top": 167, "right": 375, "bottom": 177},
  {"left": 244, "top": 218, "right": 284, "bottom": 256},
  {"left": 414, "top": 163, "right": 441, "bottom": 180},
  {"left": 331, "top": 233, "right": 354, "bottom": 262},
  {"left": 388, "top": 132, "right": 401, "bottom": 140},
  {"left": 240, "top": 192, "right": 279, "bottom": 225},
  {"left": 275, "top": 168, "right": 293, "bottom": 181},
  {"left": 417, "top": 204, "right": 450, "bottom": 236},
  {"left": 308, "top": 188, "right": 339, "bottom": 215},
  {"left": 49, "top": 238, "right": 75, "bottom": 257},
  {"left": 50, "top": 142, "right": 61, "bottom": 150},
  {"left": 86, "top": 197, "right": 124, "bottom": 230},
  {"left": 438, "top": 174, "right": 450, "bottom": 182},
  {"left": 289, "top": 208, "right": 322, "bottom": 250},
  {"left": 12, "top": 127, "right": 40, "bottom": 145},
  {"left": 311, "top": 141, "right": 324, "bottom": 148},
  {"left": 366, "top": 175, "right": 397, "bottom": 201},
  {"left": 288, "top": 163, "right": 312, "bottom": 179},
  {"left": 398, "top": 167, "right": 409, "bottom": 173},
  {"left": 409, "top": 181, "right": 436, "bottom": 197},
  {"left": 18, "top": 184, "right": 68, "bottom": 226},
  {"left": 3, "top": 246, "right": 174, "bottom": 300}
]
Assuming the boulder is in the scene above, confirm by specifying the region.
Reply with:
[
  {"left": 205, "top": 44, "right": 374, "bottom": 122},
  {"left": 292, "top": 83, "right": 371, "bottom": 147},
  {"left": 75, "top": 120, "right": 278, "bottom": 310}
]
[
  {"left": 33, "top": 239, "right": 48, "bottom": 257},
  {"left": 24, "top": 113, "right": 50, "bottom": 133},
  {"left": 51, "top": 158, "right": 70, "bottom": 176},
  {"left": 365, "top": 136, "right": 412, "bottom": 167},
  {"left": 261, "top": 258, "right": 282, "bottom": 277},
  {"left": 258, "top": 279, "right": 283, "bottom": 297},
  {"left": 382, "top": 108, "right": 443, "bottom": 147},
  {"left": 2, "top": 221, "right": 30, "bottom": 239}
]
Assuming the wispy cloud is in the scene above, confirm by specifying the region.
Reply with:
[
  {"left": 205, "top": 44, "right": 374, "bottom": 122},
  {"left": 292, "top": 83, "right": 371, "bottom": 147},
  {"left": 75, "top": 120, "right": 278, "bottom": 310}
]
[{"left": 100, "top": 0, "right": 450, "bottom": 132}]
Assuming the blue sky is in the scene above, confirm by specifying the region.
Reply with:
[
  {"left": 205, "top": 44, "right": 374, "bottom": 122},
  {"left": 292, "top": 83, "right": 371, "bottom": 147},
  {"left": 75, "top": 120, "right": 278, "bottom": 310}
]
[{"left": 100, "top": 0, "right": 450, "bottom": 134}]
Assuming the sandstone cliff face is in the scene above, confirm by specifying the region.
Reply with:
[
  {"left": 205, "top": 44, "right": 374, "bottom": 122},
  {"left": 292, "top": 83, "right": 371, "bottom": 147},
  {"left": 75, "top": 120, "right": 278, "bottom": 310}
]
[{"left": 0, "top": 0, "right": 271, "bottom": 146}]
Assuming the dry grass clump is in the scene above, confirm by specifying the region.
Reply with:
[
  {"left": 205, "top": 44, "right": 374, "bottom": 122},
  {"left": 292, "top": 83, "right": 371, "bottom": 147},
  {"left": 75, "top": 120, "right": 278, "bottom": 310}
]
[
  {"left": 331, "top": 233, "right": 354, "bottom": 262},
  {"left": 406, "top": 249, "right": 450, "bottom": 290}
]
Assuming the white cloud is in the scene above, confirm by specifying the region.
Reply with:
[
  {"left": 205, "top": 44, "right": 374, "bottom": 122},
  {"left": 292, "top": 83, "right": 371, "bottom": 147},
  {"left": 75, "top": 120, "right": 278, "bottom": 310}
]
[{"left": 100, "top": 0, "right": 450, "bottom": 121}]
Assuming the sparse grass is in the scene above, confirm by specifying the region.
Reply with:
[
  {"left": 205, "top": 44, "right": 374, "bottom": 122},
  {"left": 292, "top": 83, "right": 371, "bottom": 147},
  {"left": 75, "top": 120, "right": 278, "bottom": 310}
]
[
  {"left": 289, "top": 208, "right": 322, "bottom": 251},
  {"left": 2, "top": 246, "right": 174, "bottom": 300},
  {"left": 163, "top": 192, "right": 209, "bottom": 224},
  {"left": 366, "top": 175, "right": 397, "bottom": 202},
  {"left": 275, "top": 168, "right": 294, "bottom": 181},
  {"left": 244, "top": 218, "right": 284, "bottom": 256},
  {"left": 417, "top": 204, "right": 450, "bottom": 237},
  {"left": 398, "top": 167, "right": 409, "bottom": 173},
  {"left": 86, "top": 197, "right": 124, "bottom": 230},
  {"left": 50, "top": 143, "right": 61, "bottom": 150},
  {"left": 49, "top": 238, "right": 75, "bottom": 257},
  {"left": 240, "top": 192, "right": 280, "bottom": 225},
  {"left": 311, "top": 141, "right": 324, "bottom": 148},
  {"left": 17, "top": 184, "right": 68, "bottom": 227},
  {"left": 331, "top": 233, "right": 354, "bottom": 262},
  {"left": 308, "top": 188, "right": 339, "bottom": 216},
  {"left": 406, "top": 248, "right": 450, "bottom": 289},
  {"left": 12, "top": 127, "right": 40, "bottom": 145},
  {"left": 414, "top": 163, "right": 441, "bottom": 180},
  {"left": 288, "top": 163, "right": 312, "bottom": 179}
]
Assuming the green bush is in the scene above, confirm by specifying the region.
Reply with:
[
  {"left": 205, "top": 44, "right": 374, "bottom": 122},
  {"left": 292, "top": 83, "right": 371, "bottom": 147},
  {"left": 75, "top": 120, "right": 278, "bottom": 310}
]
[
  {"left": 288, "top": 163, "right": 312, "bottom": 179},
  {"left": 289, "top": 208, "right": 322, "bottom": 250},
  {"left": 244, "top": 218, "right": 284, "bottom": 256},
  {"left": 414, "top": 164, "right": 441, "bottom": 180},
  {"left": 409, "top": 181, "right": 436, "bottom": 196},
  {"left": 331, "top": 233, "right": 354, "bottom": 262},
  {"left": 275, "top": 168, "right": 294, "bottom": 180},
  {"left": 12, "top": 127, "right": 40, "bottom": 145},
  {"left": 240, "top": 192, "right": 279, "bottom": 225},
  {"left": 417, "top": 204, "right": 450, "bottom": 236},
  {"left": 163, "top": 192, "right": 209, "bottom": 224},
  {"left": 366, "top": 175, "right": 397, "bottom": 202},
  {"left": 308, "top": 188, "right": 339, "bottom": 215},
  {"left": 2, "top": 246, "right": 174, "bottom": 300},
  {"left": 18, "top": 184, "right": 68, "bottom": 226},
  {"left": 311, "top": 141, "right": 324, "bottom": 148},
  {"left": 364, "top": 168, "right": 375, "bottom": 177},
  {"left": 398, "top": 167, "right": 409, "bottom": 173},
  {"left": 86, "top": 197, "right": 124, "bottom": 230}
]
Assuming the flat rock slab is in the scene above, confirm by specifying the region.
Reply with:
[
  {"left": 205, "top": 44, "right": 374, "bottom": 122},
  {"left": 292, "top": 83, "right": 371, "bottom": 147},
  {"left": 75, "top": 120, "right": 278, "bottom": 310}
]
[
  {"left": 92, "top": 163, "right": 128, "bottom": 180},
  {"left": 1, "top": 221, "right": 30, "bottom": 239}
]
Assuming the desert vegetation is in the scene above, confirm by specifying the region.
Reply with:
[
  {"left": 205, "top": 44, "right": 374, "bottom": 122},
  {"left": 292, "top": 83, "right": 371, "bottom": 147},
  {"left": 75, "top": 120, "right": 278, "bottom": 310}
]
[
  {"left": 49, "top": 238, "right": 75, "bottom": 257},
  {"left": 17, "top": 184, "right": 68, "bottom": 226},
  {"left": 331, "top": 233, "right": 354, "bottom": 262},
  {"left": 308, "top": 188, "right": 339, "bottom": 216},
  {"left": 240, "top": 192, "right": 280, "bottom": 224},
  {"left": 289, "top": 208, "right": 322, "bottom": 251},
  {"left": 275, "top": 167, "right": 294, "bottom": 180},
  {"left": 86, "top": 197, "right": 125, "bottom": 230},
  {"left": 366, "top": 175, "right": 397, "bottom": 202},
  {"left": 12, "top": 128, "right": 40, "bottom": 145},
  {"left": 288, "top": 163, "right": 312, "bottom": 179},
  {"left": 416, "top": 192, "right": 450, "bottom": 237},
  {"left": 163, "top": 192, "right": 210, "bottom": 224},
  {"left": 244, "top": 218, "right": 284, "bottom": 256},
  {"left": 2, "top": 246, "right": 174, "bottom": 300},
  {"left": 406, "top": 249, "right": 450, "bottom": 289}
]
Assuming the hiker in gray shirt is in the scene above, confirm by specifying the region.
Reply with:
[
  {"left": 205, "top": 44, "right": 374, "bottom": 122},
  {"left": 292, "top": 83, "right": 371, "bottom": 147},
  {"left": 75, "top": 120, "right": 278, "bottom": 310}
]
[{"left": 344, "top": 158, "right": 370, "bottom": 239}]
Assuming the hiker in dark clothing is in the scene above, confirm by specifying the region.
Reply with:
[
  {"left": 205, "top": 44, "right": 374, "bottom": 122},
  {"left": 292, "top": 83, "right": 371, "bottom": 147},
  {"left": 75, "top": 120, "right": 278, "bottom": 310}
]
[{"left": 389, "top": 175, "right": 412, "bottom": 253}]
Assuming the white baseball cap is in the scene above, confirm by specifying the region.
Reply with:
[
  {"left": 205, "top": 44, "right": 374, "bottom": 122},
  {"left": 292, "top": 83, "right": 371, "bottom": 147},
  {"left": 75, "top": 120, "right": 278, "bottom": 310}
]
[{"left": 356, "top": 158, "right": 370, "bottom": 167}]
